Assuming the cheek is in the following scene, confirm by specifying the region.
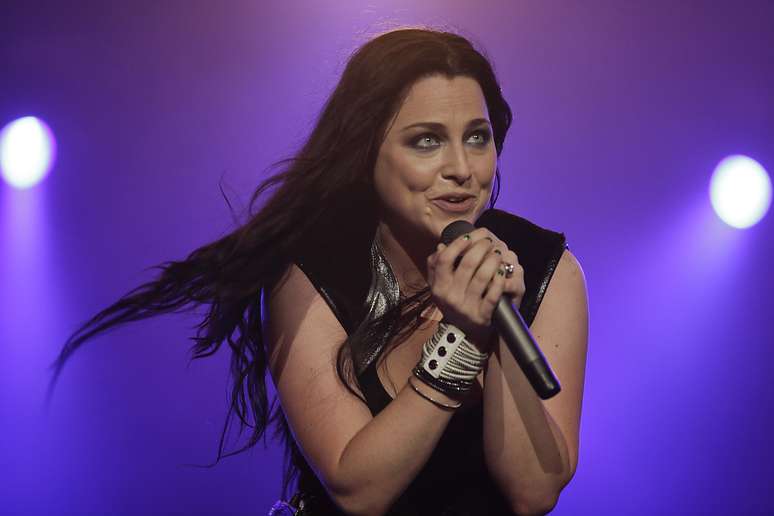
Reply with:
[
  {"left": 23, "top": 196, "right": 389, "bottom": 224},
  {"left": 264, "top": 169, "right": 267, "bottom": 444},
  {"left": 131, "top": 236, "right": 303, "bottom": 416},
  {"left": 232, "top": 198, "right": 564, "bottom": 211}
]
[
  {"left": 477, "top": 154, "right": 497, "bottom": 190},
  {"left": 373, "top": 167, "right": 410, "bottom": 218},
  {"left": 375, "top": 153, "right": 434, "bottom": 204},
  {"left": 390, "top": 152, "right": 435, "bottom": 190}
]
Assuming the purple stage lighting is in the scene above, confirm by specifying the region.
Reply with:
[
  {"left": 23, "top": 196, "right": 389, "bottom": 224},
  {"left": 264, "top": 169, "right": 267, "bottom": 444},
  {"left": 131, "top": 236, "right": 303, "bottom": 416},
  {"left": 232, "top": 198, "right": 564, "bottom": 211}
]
[
  {"left": 0, "top": 116, "right": 57, "bottom": 189},
  {"left": 709, "top": 155, "right": 771, "bottom": 229}
]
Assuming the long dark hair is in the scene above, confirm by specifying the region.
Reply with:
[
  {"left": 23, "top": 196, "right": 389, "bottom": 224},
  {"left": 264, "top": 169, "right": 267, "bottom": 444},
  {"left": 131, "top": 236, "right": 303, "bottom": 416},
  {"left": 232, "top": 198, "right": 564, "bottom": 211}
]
[{"left": 47, "top": 25, "right": 513, "bottom": 497}]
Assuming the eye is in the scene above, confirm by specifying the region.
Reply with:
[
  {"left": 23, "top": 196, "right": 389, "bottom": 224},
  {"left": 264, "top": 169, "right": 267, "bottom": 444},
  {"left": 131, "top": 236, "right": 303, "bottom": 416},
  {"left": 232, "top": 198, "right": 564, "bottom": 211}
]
[
  {"left": 409, "top": 129, "right": 492, "bottom": 151},
  {"left": 411, "top": 133, "right": 441, "bottom": 150},
  {"left": 469, "top": 129, "right": 492, "bottom": 146}
]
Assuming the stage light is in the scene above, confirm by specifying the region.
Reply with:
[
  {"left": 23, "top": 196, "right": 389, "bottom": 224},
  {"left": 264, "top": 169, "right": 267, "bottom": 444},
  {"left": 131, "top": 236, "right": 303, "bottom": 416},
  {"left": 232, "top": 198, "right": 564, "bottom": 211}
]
[
  {"left": 0, "top": 116, "right": 57, "bottom": 189},
  {"left": 709, "top": 155, "right": 771, "bottom": 229}
]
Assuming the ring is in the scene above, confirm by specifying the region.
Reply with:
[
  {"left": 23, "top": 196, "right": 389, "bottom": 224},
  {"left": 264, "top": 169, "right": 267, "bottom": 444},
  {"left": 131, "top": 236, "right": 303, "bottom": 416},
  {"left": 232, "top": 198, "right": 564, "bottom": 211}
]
[{"left": 503, "top": 262, "right": 515, "bottom": 278}]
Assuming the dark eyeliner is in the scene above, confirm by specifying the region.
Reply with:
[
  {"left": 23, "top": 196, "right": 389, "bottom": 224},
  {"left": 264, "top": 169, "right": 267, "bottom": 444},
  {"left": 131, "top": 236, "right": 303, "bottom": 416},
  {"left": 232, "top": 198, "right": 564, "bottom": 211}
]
[
  {"left": 473, "top": 128, "right": 491, "bottom": 144},
  {"left": 409, "top": 133, "right": 438, "bottom": 149},
  {"left": 409, "top": 128, "right": 491, "bottom": 150}
]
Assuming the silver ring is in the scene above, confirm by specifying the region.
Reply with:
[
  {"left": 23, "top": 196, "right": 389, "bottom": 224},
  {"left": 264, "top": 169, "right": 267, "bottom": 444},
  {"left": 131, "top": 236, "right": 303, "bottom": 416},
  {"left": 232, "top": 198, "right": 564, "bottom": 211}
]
[{"left": 503, "top": 262, "right": 515, "bottom": 278}]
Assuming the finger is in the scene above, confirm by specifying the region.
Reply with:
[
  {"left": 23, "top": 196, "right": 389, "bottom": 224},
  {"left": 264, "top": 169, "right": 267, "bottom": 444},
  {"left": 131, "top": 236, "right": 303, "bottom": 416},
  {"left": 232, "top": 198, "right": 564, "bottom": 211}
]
[
  {"left": 481, "top": 258, "right": 507, "bottom": 315},
  {"left": 478, "top": 267, "right": 506, "bottom": 325},
  {"left": 467, "top": 228, "right": 500, "bottom": 247},
  {"left": 426, "top": 251, "right": 437, "bottom": 286},
  {"left": 429, "top": 243, "right": 445, "bottom": 266},
  {"left": 472, "top": 230, "right": 508, "bottom": 267},
  {"left": 500, "top": 250, "right": 523, "bottom": 295},
  {"left": 503, "top": 250, "right": 519, "bottom": 267},
  {"left": 452, "top": 232, "right": 498, "bottom": 291},
  {"left": 433, "top": 233, "right": 474, "bottom": 291},
  {"left": 463, "top": 245, "right": 503, "bottom": 301},
  {"left": 462, "top": 251, "right": 505, "bottom": 326}
]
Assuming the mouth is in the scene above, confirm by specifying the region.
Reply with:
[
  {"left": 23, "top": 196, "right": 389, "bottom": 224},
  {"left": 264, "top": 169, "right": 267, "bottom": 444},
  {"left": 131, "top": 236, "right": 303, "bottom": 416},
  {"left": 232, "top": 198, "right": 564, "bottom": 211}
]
[{"left": 431, "top": 197, "right": 477, "bottom": 213}]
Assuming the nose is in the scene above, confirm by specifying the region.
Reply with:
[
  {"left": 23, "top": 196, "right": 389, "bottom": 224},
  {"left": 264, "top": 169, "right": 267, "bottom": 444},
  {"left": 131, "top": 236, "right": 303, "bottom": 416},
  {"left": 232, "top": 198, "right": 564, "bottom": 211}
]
[{"left": 440, "top": 141, "right": 473, "bottom": 184}]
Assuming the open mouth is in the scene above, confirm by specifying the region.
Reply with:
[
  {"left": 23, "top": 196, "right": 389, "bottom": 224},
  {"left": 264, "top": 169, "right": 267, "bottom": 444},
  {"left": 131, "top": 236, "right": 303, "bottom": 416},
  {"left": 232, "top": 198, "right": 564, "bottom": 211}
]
[{"left": 431, "top": 197, "right": 476, "bottom": 212}]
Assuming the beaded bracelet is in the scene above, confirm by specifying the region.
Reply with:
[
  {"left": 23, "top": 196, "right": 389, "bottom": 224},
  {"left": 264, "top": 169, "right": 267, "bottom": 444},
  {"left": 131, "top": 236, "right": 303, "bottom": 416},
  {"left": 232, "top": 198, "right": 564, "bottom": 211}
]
[
  {"left": 412, "top": 321, "right": 489, "bottom": 397},
  {"left": 408, "top": 375, "right": 462, "bottom": 410}
]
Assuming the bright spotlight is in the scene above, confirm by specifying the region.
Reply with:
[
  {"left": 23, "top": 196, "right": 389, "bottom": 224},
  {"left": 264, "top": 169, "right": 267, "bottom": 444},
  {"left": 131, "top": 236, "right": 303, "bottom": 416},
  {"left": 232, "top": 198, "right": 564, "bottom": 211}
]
[
  {"left": 0, "top": 116, "right": 57, "bottom": 189},
  {"left": 709, "top": 155, "right": 771, "bottom": 229}
]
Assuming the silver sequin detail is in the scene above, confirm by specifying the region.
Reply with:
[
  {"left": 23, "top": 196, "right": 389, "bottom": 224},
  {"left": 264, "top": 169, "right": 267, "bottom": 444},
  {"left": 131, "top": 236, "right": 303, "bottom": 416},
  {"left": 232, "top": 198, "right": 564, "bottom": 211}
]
[{"left": 353, "top": 231, "right": 401, "bottom": 373}]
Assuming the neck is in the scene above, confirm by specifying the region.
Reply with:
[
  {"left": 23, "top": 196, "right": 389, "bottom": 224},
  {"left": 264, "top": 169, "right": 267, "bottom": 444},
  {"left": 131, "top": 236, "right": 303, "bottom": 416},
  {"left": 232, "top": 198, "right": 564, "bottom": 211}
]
[{"left": 375, "top": 220, "right": 442, "bottom": 320}]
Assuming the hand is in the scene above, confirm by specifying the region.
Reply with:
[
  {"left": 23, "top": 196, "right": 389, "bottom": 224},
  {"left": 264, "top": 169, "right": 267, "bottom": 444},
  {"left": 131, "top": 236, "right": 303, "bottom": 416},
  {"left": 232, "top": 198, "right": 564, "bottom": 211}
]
[{"left": 426, "top": 228, "right": 525, "bottom": 352}]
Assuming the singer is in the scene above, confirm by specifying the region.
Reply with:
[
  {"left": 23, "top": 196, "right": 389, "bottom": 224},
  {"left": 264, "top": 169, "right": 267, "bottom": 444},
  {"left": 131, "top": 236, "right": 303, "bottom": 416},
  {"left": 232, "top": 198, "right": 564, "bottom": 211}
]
[{"left": 50, "top": 27, "right": 588, "bottom": 515}]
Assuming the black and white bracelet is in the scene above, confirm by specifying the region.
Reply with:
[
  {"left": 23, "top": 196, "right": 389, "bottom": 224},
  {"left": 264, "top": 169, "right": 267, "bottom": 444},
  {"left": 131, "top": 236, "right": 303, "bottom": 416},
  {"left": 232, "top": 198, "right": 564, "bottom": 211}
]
[{"left": 412, "top": 321, "right": 489, "bottom": 397}]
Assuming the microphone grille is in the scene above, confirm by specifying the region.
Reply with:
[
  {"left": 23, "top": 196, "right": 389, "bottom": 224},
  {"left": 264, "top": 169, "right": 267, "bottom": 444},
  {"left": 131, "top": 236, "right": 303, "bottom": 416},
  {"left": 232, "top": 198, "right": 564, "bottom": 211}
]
[{"left": 440, "top": 220, "right": 476, "bottom": 245}]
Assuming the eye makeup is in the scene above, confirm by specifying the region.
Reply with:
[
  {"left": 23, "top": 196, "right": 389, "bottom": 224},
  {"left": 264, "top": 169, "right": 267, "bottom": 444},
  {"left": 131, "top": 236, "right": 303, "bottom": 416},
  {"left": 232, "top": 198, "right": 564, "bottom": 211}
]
[{"left": 409, "top": 128, "right": 492, "bottom": 151}]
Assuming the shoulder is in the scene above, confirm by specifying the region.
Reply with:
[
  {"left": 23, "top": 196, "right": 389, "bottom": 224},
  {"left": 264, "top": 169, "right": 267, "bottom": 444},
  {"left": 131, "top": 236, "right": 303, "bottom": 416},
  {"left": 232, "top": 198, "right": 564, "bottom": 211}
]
[
  {"left": 263, "top": 261, "right": 345, "bottom": 329},
  {"left": 530, "top": 246, "right": 588, "bottom": 354},
  {"left": 262, "top": 262, "right": 348, "bottom": 361},
  {"left": 289, "top": 225, "right": 376, "bottom": 335},
  {"left": 552, "top": 248, "right": 587, "bottom": 303}
]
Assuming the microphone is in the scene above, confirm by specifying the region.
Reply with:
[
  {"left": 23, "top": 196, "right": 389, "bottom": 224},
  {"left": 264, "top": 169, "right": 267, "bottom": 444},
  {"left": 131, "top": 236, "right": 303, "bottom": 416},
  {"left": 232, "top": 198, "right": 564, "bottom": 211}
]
[{"left": 440, "top": 220, "right": 561, "bottom": 400}]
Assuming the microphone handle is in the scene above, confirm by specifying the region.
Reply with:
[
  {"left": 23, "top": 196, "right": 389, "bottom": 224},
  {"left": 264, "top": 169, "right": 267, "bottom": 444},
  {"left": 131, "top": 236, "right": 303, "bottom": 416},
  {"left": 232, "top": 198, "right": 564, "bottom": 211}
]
[{"left": 493, "top": 296, "right": 561, "bottom": 400}]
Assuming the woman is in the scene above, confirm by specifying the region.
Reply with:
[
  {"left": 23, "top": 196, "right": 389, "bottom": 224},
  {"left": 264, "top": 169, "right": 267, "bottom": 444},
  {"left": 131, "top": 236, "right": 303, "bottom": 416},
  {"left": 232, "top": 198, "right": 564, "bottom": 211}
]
[{"left": 49, "top": 27, "right": 588, "bottom": 515}]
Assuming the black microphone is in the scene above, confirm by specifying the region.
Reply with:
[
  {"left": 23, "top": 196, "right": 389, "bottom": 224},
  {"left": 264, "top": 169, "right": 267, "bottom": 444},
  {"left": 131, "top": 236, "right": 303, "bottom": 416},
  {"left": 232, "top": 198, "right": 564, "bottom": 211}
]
[{"left": 440, "top": 220, "right": 561, "bottom": 400}]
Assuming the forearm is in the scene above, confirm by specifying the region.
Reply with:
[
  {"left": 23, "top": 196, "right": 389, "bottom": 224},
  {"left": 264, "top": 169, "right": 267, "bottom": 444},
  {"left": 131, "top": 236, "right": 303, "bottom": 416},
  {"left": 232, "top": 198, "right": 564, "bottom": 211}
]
[
  {"left": 482, "top": 337, "right": 573, "bottom": 514},
  {"left": 329, "top": 379, "right": 460, "bottom": 515}
]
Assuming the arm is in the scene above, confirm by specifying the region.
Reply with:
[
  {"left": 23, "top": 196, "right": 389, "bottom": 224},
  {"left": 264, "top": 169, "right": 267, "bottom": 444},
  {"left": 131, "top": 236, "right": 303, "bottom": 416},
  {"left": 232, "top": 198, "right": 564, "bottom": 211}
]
[
  {"left": 482, "top": 249, "right": 589, "bottom": 514},
  {"left": 263, "top": 263, "right": 463, "bottom": 516}
]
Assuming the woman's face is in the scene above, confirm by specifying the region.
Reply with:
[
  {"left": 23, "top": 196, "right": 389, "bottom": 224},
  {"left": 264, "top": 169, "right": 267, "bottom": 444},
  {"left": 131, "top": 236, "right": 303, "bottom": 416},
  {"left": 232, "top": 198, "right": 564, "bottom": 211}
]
[{"left": 373, "top": 74, "right": 497, "bottom": 243}]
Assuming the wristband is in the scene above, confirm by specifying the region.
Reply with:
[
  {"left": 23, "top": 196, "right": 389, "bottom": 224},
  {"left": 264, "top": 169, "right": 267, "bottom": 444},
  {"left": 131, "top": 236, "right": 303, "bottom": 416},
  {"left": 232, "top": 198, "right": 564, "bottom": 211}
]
[{"left": 412, "top": 321, "right": 489, "bottom": 396}]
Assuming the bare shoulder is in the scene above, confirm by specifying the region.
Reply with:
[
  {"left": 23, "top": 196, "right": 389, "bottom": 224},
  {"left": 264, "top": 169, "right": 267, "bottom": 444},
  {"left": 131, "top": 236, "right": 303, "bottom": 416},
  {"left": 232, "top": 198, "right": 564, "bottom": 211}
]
[
  {"left": 553, "top": 248, "right": 587, "bottom": 302},
  {"left": 532, "top": 247, "right": 588, "bottom": 344},
  {"left": 263, "top": 262, "right": 347, "bottom": 368},
  {"left": 262, "top": 262, "right": 373, "bottom": 493},
  {"left": 529, "top": 248, "right": 589, "bottom": 475}
]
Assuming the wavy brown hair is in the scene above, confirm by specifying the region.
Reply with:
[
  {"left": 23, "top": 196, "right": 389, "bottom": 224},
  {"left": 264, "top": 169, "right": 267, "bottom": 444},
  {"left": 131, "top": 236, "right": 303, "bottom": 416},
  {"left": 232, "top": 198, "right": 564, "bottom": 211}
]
[{"left": 47, "top": 25, "right": 513, "bottom": 497}]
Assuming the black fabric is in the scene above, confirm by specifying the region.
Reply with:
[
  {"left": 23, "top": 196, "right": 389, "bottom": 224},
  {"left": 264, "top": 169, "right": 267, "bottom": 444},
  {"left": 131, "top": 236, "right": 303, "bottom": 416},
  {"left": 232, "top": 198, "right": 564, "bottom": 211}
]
[
  {"left": 293, "top": 189, "right": 378, "bottom": 336},
  {"left": 290, "top": 208, "right": 568, "bottom": 515},
  {"left": 357, "top": 360, "right": 513, "bottom": 515},
  {"left": 473, "top": 210, "right": 567, "bottom": 327}
]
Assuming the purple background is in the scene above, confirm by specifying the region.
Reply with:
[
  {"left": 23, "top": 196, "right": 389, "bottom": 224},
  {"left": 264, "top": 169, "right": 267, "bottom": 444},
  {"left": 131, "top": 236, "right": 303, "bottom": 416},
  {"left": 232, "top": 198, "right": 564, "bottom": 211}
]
[{"left": 2, "top": 1, "right": 773, "bottom": 514}]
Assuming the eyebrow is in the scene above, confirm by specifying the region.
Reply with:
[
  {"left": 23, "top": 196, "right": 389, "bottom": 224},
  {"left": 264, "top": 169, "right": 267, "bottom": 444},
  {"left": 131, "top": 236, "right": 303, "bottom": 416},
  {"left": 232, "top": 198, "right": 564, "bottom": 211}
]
[{"left": 400, "top": 118, "right": 491, "bottom": 132}]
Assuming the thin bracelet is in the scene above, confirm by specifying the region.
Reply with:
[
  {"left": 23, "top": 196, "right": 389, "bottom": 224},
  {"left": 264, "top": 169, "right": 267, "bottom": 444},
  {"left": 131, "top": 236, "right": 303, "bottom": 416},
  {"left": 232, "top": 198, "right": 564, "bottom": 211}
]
[{"left": 408, "top": 376, "right": 462, "bottom": 410}]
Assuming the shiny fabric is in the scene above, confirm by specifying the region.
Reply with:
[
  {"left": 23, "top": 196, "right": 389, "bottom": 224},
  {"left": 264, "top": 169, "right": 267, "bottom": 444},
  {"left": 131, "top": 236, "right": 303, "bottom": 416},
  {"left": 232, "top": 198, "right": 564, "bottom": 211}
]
[
  {"left": 284, "top": 208, "right": 568, "bottom": 515},
  {"left": 350, "top": 231, "right": 402, "bottom": 374}
]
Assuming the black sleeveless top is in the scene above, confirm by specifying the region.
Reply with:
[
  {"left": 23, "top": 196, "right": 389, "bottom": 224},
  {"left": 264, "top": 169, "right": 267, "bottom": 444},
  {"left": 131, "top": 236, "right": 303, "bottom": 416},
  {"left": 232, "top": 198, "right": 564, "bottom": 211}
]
[{"left": 288, "top": 208, "right": 568, "bottom": 515}]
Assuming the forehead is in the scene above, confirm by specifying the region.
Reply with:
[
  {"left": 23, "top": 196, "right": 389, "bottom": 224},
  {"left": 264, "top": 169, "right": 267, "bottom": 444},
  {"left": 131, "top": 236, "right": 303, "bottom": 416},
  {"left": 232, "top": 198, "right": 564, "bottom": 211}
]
[{"left": 393, "top": 75, "right": 488, "bottom": 126}]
